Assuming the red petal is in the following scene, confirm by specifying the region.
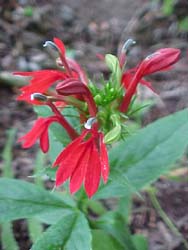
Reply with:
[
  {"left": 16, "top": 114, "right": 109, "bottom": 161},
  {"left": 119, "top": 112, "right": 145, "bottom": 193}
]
[
  {"left": 67, "top": 58, "right": 88, "bottom": 85},
  {"left": 40, "top": 128, "right": 49, "bottom": 153},
  {"left": 18, "top": 118, "right": 47, "bottom": 148},
  {"left": 18, "top": 116, "right": 58, "bottom": 150},
  {"left": 99, "top": 133, "right": 109, "bottom": 183},
  {"left": 55, "top": 143, "right": 86, "bottom": 187},
  {"left": 53, "top": 130, "right": 88, "bottom": 167},
  {"left": 53, "top": 38, "right": 66, "bottom": 56},
  {"left": 69, "top": 144, "right": 92, "bottom": 194},
  {"left": 84, "top": 142, "right": 101, "bottom": 198}
]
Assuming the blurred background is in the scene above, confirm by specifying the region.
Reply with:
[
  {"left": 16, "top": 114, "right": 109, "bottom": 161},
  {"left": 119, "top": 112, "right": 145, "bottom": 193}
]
[{"left": 0, "top": 0, "right": 188, "bottom": 249}]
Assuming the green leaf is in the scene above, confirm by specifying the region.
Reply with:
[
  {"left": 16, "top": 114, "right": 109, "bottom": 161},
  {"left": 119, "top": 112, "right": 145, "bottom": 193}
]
[
  {"left": 0, "top": 178, "right": 75, "bottom": 223},
  {"left": 179, "top": 17, "right": 188, "bottom": 32},
  {"left": 132, "top": 234, "right": 148, "bottom": 250},
  {"left": 31, "top": 212, "right": 91, "bottom": 250},
  {"left": 92, "top": 230, "right": 124, "bottom": 250},
  {"left": 162, "top": 0, "right": 174, "bottom": 16},
  {"left": 1, "top": 130, "right": 19, "bottom": 250},
  {"left": 1, "top": 222, "right": 19, "bottom": 250},
  {"left": 35, "top": 209, "right": 74, "bottom": 225},
  {"left": 2, "top": 129, "right": 16, "bottom": 178},
  {"left": 95, "top": 212, "right": 137, "bottom": 250},
  {"left": 95, "top": 109, "right": 188, "bottom": 199},
  {"left": 28, "top": 218, "right": 43, "bottom": 243}
]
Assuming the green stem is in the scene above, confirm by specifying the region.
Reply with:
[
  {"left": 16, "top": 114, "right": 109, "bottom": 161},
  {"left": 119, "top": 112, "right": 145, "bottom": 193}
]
[{"left": 148, "top": 188, "right": 188, "bottom": 249}]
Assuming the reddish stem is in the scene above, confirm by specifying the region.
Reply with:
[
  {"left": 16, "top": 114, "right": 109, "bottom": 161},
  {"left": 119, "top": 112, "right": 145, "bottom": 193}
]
[{"left": 47, "top": 101, "right": 78, "bottom": 140}]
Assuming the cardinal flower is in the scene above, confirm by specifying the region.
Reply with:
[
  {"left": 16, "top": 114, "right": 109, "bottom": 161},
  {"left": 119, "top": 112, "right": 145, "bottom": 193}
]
[
  {"left": 18, "top": 101, "right": 78, "bottom": 153},
  {"left": 120, "top": 48, "right": 181, "bottom": 112},
  {"left": 14, "top": 38, "right": 88, "bottom": 104},
  {"left": 53, "top": 122, "right": 109, "bottom": 198},
  {"left": 18, "top": 116, "right": 60, "bottom": 153}
]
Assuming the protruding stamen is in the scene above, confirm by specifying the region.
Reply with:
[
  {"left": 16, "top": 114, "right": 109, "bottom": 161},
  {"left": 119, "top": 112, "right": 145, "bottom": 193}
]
[
  {"left": 122, "top": 39, "right": 136, "bottom": 52},
  {"left": 43, "top": 41, "right": 59, "bottom": 52},
  {"left": 84, "top": 117, "right": 96, "bottom": 129},
  {"left": 31, "top": 93, "right": 48, "bottom": 102}
]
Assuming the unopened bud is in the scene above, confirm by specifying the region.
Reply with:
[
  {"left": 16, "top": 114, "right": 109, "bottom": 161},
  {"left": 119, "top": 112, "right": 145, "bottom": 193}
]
[
  {"left": 104, "top": 124, "right": 121, "bottom": 144},
  {"left": 94, "top": 94, "right": 102, "bottom": 104}
]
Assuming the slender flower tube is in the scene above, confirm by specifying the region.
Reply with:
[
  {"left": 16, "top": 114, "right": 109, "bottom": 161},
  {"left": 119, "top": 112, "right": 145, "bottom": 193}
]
[{"left": 120, "top": 48, "right": 181, "bottom": 112}]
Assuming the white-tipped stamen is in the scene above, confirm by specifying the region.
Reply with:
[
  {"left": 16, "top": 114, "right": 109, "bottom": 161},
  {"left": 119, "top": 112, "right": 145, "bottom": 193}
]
[
  {"left": 31, "top": 93, "right": 48, "bottom": 102},
  {"left": 122, "top": 38, "right": 136, "bottom": 52},
  {"left": 43, "top": 41, "right": 59, "bottom": 52},
  {"left": 84, "top": 117, "right": 96, "bottom": 129}
]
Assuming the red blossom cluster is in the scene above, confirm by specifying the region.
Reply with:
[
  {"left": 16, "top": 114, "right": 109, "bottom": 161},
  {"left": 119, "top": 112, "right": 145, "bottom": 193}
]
[{"left": 16, "top": 38, "right": 180, "bottom": 197}]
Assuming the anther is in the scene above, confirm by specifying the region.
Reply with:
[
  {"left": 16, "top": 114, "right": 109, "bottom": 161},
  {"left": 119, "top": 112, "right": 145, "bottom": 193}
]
[
  {"left": 122, "top": 39, "right": 136, "bottom": 52},
  {"left": 84, "top": 117, "right": 96, "bottom": 129},
  {"left": 31, "top": 93, "right": 48, "bottom": 102},
  {"left": 43, "top": 41, "right": 59, "bottom": 52}
]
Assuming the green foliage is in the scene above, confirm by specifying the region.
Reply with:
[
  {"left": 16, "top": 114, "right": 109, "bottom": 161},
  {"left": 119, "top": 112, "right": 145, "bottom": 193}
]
[
  {"left": 162, "top": 0, "right": 174, "bottom": 16},
  {"left": 94, "top": 212, "right": 137, "bottom": 250},
  {"left": 95, "top": 109, "right": 188, "bottom": 199},
  {"left": 1, "top": 129, "right": 19, "bottom": 250},
  {"left": 132, "top": 234, "right": 148, "bottom": 250},
  {"left": 92, "top": 230, "right": 124, "bottom": 250},
  {"left": 31, "top": 212, "right": 91, "bottom": 250},
  {"left": 27, "top": 151, "right": 45, "bottom": 243},
  {"left": 2, "top": 129, "right": 16, "bottom": 178},
  {"left": 0, "top": 178, "right": 75, "bottom": 223},
  {"left": 24, "top": 6, "right": 34, "bottom": 17},
  {"left": 178, "top": 17, "right": 188, "bottom": 31},
  {"left": 1, "top": 222, "right": 19, "bottom": 250}
]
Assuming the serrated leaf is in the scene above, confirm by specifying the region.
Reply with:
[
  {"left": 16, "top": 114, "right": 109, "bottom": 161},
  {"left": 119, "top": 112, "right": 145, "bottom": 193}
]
[
  {"left": 95, "top": 109, "right": 188, "bottom": 199},
  {"left": 31, "top": 212, "right": 91, "bottom": 250},
  {"left": 0, "top": 178, "right": 75, "bottom": 223}
]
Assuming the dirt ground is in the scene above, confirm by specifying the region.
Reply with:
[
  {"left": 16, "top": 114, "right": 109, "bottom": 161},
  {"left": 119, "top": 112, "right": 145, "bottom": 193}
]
[{"left": 0, "top": 0, "right": 188, "bottom": 249}]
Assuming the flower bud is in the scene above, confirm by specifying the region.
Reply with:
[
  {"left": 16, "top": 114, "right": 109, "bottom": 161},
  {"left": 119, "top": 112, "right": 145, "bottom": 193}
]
[{"left": 104, "top": 124, "right": 121, "bottom": 144}]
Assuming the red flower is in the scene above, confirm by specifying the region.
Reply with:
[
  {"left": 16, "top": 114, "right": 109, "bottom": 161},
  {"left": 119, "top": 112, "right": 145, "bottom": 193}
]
[
  {"left": 15, "top": 38, "right": 88, "bottom": 104},
  {"left": 15, "top": 70, "right": 68, "bottom": 103},
  {"left": 120, "top": 48, "right": 180, "bottom": 112},
  {"left": 18, "top": 116, "right": 60, "bottom": 153},
  {"left": 53, "top": 126, "right": 109, "bottom": 198},
  {"left": 18, "top": 104, "right": 78, "bottom": 153}
]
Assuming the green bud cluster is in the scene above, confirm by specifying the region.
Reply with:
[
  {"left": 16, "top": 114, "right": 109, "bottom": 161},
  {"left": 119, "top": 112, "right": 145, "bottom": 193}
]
[
  {"left": 87, "top": 53, "right": 127, "bottom": 144},
  {"left": 89, "top": 81, "right": 123, "bottom": 106}
]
